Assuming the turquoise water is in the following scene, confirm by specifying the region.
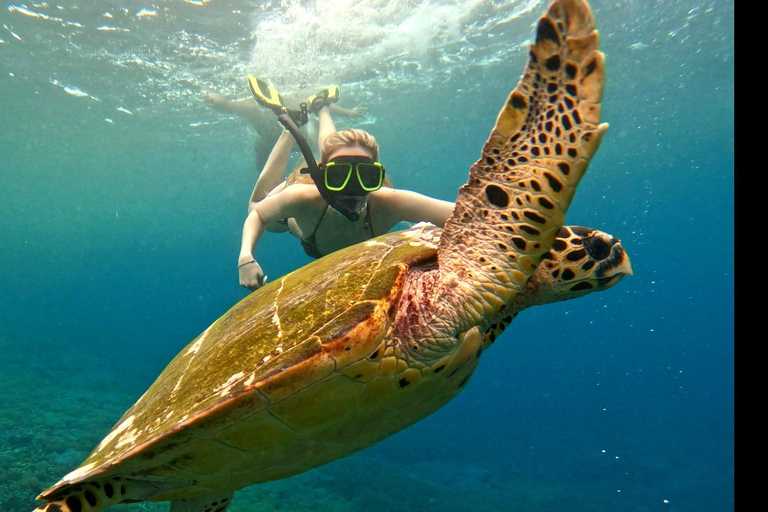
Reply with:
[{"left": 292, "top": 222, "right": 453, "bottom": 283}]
[{"left": 0, "top": 1, "right": 734, "bottom": 511}]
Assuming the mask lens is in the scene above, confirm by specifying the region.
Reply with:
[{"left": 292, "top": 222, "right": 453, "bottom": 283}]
[
  {"left": 356, "top": 163, "right": 384, "bottom": 191},
  {"left": 324, "top": 162, "right": 353, "bottom": 191}
]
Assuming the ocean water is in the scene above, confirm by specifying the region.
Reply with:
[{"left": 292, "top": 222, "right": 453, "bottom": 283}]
[{"left": 0, "top": 1, "right": 734, "bottom": 511}]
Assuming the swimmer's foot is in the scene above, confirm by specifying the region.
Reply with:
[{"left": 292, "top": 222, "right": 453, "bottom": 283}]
[
  {"left": 285, "top": 104, "right": 309, "bottom": 127},
  {"left": 307, "top": 86, "right": 340, "bottom": 114},
  {"left": 247, "top": 75, "right": 286, "bottom": 115}
]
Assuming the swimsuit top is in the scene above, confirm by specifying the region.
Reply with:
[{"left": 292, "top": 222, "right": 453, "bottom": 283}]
[{"left": 300, "top": 204, "right": 374, "bottom": 259}]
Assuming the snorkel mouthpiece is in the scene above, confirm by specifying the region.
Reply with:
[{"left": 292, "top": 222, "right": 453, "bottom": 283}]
[{"left": 331, "top": 197, "right": 365, "bottom": 222}]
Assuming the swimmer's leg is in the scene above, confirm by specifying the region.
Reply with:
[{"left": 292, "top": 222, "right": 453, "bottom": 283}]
[
  {"left": 249, "top": 129, "right": 294, "bottom": 208},
  {"left": 317, "top": 106, "right": 337, "bottom": 158}
]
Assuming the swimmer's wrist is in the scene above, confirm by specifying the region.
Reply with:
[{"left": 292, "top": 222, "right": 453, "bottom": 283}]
[{"left": 238, "top": 258, "right": 256, "bottom": 268}]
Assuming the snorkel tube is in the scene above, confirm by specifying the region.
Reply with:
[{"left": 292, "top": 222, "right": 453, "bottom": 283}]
[
  {"left": 274, "top": 103, "right": 318, "bottom": 178},
  {"left": 278, "top": 105, "right": 362, "bottom": 222}
]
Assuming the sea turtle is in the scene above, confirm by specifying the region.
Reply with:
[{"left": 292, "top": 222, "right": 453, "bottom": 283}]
[{"left": 33, "top": 1, "right": 626, "bottom": 510}]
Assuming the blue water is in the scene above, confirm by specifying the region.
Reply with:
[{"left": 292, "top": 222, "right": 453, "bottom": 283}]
[{"left": 0, "top": 1, "right": 733, "bottom": 511}]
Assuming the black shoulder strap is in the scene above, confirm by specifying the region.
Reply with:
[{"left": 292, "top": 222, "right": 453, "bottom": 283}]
[{"left": 365, "top": 202, "right": 374, "bottom": 236}]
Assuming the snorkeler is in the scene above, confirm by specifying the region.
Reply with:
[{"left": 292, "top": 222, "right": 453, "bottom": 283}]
[{"left": 237, "top": 76, "right": 455, "bottom": 290}]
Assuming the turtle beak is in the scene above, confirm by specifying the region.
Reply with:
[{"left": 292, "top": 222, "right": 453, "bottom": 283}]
[{"left": 589, "top": 235, "right": 633, "bottom": 288}]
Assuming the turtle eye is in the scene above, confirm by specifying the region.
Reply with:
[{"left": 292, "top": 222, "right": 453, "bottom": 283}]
[{"left": 584, "top": 235, "right": 611, "bottom": 261}]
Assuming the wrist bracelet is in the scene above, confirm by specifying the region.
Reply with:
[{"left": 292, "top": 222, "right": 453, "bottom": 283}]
[{"left": 238, "top": 259, "right": 256, "bottom": 268}]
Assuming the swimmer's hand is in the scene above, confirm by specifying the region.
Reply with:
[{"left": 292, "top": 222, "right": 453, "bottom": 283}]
[
  {"left": 238, "top": 259, "right": 267, "bottom": 290},
  {"left": 202, "top": 91, "right": 226, "bottom": 108},
  {"left": 348, "top": 104, "right": 367, "bottom": 120}
]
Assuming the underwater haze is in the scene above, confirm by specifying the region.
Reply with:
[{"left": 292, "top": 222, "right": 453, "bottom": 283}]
[{"left": 0, "top": 1, "right": 733, "bottom": 511}]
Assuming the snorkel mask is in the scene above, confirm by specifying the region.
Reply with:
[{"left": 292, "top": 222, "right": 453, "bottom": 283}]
[
  {"left": 277, "top": 108, "right": 385, "bottom": 222},
  {"left": 312, "top": 156, "right": 385, "bottom": 220},
  {"left": 301, "top": 157, "right": 385, "bottom": 221}
]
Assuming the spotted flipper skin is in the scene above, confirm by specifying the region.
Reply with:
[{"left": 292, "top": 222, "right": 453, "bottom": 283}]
[
  {"left": 32, "top": 478, "right": 129, "bottom": 512},
  {"left": 33, "top": 481, "right": 232, "bottom": 512},
  {"left": 435, "top": 0, "right": 608, "bottom": 333}
]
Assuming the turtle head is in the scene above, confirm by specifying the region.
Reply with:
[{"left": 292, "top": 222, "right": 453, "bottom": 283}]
[{"left": 518, "top": 226, "right": 632, "bottom": 308}]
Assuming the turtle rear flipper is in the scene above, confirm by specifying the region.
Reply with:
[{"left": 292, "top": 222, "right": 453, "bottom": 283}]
[
  {"left": 34, "top": 480, "right": 233, "bottom": 512},
  {"left": 33, "top": 477, "right": 136, "bottom": 511}
]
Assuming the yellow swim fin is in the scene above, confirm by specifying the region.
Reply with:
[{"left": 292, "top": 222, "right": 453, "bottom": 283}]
[
  {"left": 247, "top": 75, "right": 286, "bottom": 114},
  {"left": 307, "top": 85, "right": 340, "bottom": 114}
]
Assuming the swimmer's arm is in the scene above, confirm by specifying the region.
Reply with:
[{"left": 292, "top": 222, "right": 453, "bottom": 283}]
[
  {"left": 378, "top": 189, "right": 456, "bottom": 228},
  {"left": 202, "top": 92, "right": 258, "bottom": 117},
  {"left": 239, "top": 187, "right": 314, "bottom": 265},
  {"left": 239, "top": 209, "right": 267, "bottom": 266},
  {"left": 329, "top": 103, "right": 367, "bottom": 120}
]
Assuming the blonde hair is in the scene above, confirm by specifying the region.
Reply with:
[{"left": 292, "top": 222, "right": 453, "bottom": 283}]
[
  {"left": 287, "top": 128, "right": 393, "bottom": 187},
  {"left": 321, "top": 128, "right": 379, "bottom": 163}
]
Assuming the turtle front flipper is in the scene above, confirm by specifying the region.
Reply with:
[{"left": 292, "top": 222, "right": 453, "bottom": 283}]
[{"left": 436, "top": 0, "right": 608, "bottom": 332}]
